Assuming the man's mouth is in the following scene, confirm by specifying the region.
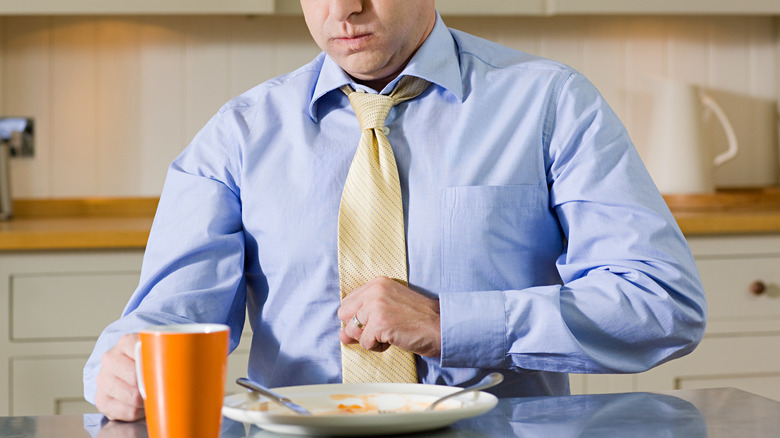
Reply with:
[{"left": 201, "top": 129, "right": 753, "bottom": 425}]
[{"left": 334, "top": 33, "right": 373, "bottom": 49}]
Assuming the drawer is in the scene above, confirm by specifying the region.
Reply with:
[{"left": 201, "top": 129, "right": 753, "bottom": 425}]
[
  {"left": 695, "top": 255, "right": 780, "bottom": 322},
  {"left": 637, "top": 333, "right": 780, "bottom": 401},
  {"left": 11, "top": 352, "right": 251, "bottom": 416},
  {"left": 678, "top": 374, "right": 780, "bottom": 402},
  {"left": 10, "top": 356, "right": 97, "bottom": 416},
  {"left": 226, "top": 350, "right": 250, "bottom": 395},
  {"left": 10, "top": 272, "right": 139, "bottom": 341}
]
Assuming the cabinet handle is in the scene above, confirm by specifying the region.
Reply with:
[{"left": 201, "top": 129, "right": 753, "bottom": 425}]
[{"left": 750, "top": 281, "right": 766, "bottom": 296}]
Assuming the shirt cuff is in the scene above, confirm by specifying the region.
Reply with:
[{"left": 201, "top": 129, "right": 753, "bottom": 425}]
[{"left": 439, "top": 290, "right": 506, "bottom": 368}]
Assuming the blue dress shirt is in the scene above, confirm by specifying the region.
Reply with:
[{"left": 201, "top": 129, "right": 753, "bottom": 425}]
[{"left": 84, "top": 14, "right": 706, "bottom": 402}]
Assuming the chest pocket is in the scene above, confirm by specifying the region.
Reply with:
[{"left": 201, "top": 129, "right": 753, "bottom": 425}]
[{"left": 440, "top": 184, "right": 562, "bottom": 292}]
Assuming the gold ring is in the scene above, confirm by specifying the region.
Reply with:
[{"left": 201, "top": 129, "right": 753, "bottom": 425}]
[{"left": 351, "top": 314, "right": 365, "bottom": 329}]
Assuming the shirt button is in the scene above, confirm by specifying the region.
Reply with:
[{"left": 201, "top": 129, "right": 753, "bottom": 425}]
[
  {"left": 383, "top": 127, "right": 390, "bottom": 135},
  {"left": 356, "top": 89, "right": 366, "bottom": 93}
]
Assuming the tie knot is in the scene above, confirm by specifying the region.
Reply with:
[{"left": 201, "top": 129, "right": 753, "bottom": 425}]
[
  {"left": 347, "top": 92, "right": 395, "bottom": 131},
  {"left": 341, "top": 75, "right": 431, "bottom": 131}
]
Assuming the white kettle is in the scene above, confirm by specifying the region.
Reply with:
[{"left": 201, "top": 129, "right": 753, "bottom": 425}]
[{"left": 643, "top": 77, "right": 738, "bottom": 194}]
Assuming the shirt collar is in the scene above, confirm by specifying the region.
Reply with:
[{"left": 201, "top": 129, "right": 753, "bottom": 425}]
[{"left": 307, "top": 13, "right": 463, "bottom": 122}]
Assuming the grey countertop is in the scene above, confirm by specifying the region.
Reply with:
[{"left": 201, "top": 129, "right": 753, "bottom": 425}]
[{"left": 1, "top": 388, "right": 778, "bottom": 437}]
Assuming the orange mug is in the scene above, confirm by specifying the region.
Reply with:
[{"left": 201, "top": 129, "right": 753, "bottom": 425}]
[{"left": 134, "top": 323, "right": 230, "bottom": 438}]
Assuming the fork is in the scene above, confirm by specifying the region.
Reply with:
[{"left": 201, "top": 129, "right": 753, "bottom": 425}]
[{"left": 379, "top": 372, "right": 504, "bottom": 414}]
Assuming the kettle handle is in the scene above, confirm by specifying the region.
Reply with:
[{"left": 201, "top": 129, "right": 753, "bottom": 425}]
[{"left": 701, "top": 93, "right": 739, "bottom": 167}]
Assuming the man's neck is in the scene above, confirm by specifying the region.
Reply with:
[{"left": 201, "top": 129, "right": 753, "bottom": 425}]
[{"left": 351, "top": 66, "right": 406, "bottom": 92}]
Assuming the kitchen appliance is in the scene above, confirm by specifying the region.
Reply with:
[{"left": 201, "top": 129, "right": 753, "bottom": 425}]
[
  {"left": 643, "top": 77, "right": 739, "bottom": 194},
  {"left": 0, "top": 117, "right": 34, "bottom": 220},
  {"left": 0, "top": 139, "right": 11, "bottom": 220},
  {"left": 702, "top": 89, "right": 779, "bottom": 188}
]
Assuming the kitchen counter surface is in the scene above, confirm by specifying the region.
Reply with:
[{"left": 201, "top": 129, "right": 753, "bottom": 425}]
[
  {"left": 0, "top": 388, "right": 777, "bottom": 437},
  {"left": 0, "top": 198, "right": 156, "bottom": 250},
  {"left": 2, "top": 193, "right": 780, "bottom": 251}
]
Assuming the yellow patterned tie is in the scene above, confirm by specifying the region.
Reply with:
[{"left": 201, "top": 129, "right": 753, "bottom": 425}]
[{"left": 338, "top": 76, "right": 430, "bottom": 383}]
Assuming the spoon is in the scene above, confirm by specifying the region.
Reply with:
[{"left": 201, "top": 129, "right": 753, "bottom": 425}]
[
  {"left": 426, "top": 372, "right": 504, "bottom": 411},
  {"left": 236, "top": 377, "right": 312, "bottom": 415}
]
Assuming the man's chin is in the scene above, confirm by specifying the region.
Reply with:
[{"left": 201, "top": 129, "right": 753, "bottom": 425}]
[{"left": 338, "top": 54, "right": 394, "bottom": 82}]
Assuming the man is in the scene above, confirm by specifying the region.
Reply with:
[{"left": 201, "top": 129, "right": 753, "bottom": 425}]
[{"left": 85, "top": 0, "right": 707, "bottom": 422}]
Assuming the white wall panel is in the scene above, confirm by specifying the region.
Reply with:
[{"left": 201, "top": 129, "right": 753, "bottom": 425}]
[
  {"left": 583, "top": 18, "right": 627, "bottom": 119},
  {"left": 706, "top": 17, "right": 777, "bottom": 187},
  {"left": 137, "top": 16, "right": 186, "bottom": 195},
  {"left": 183, "top": 16, "right": 230, "bottom": 143},
  {"left": 667, "top": 17, "right": 709, "bottom": 86},
  {"left": 492, "top": 18, "right": 542, "bottom": 58},
  {"left": 777, "top": 16, "right": 780, "bottom": 178},
  {"left": 227, "top": 16, "right": 277, "bottom": 97},
  {"left": 270, "top": 17, "right": 322, "bottom": 78},
  {"left": 2, "top": 17, "right": 52, "bottom": 197},
  {"left": 1, "top": 15, "right": 778, "bottom": 198},
  {"left": 539, "top": 17, "right": 586, "bottom": 74},
  {"left": 624, "top": 18, "right": 668, "bottom": 160},
  {"left": 0, "top": 18, "right": 5, "bottom": 127},
  {"left": 96, "top": 18, "right": 141, "bottom": 196},
  {"left": 50, "top": 17, "right": 98, "bottom": 197},
  {"left": 0, "top": 18, "right": 5, "bottom": 119}
]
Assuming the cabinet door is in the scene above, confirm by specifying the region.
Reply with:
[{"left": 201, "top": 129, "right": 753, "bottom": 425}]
[
  {"left": 569, "top": 374, "right": 635, "bottom": 395},
  {"left": 11, "top": 272, "right": 140, "bottom": 341},
  {"left": 634, "top": 237, "right": 780, "bottom": 400},
  {"left": 695, "top": 255, "right": 780, "bottom": 334},
  {"left": 11, "top": 351, "right": 253, "bottom": 416},
  {"left": 572, "top": 235, "right": 780, "bottom": 396},
  {"left": 11, "top": 357, "right": 96, "bottom": 416},
  {"left": 636, "top": 334, "right": 780, "bottom": 401}
]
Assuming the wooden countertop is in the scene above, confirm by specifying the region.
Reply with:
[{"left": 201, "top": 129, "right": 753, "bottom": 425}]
[
  {"left": 664, "top": 188, "right": 780, "bottom": 235},
  {"left": 2, "top": 191, "right": 780, "bottom": 251},
  {"left": 0, "top": 198, "right": 157, "bottom": 250}
]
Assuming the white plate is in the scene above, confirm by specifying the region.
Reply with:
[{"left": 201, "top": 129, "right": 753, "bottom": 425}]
[{"left": 222, "top": 382, "right": 498, "bottom": 436}]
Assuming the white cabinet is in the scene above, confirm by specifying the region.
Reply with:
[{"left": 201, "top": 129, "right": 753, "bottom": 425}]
[
  {"left": 0, "top": 250, "right": 252, "bottom": 416},
  {"left": 571, "top": 234, "right": 780, "bottom": 401},
  {"left": 3, "top": 233, "right": 779, "bottom": 413}
]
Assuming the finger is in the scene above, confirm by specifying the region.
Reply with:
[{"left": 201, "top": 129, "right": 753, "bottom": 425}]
[
  {"left": 96, "top": 394, "right": 145, "bottom": 422},
  {"left": 350, "top": 313, "right": 366, "bottom": 331},
  {"left": 95, "top": 334, "right": 144, "bottom": 420},
  {"left": 341, "top": 314, "right": 365, "bottom": 341},
  {"left": 95, "top": 368, "right": 145, "bottom": 422},
  {"left": 112, "top": 351, "right": 139, "bottom": 388},
  {"left": 115, "top": 333, "right": 140, "bottom": 358},
  {"left": 96, "top": 367, "right": 144, "bottom": 413},
  {"left": 339, "top": 328, "right": 359, "bottom": 345},
  {"left": 101, "top": 348, "right": 138, "bottom": 390},
  {"left": 337, "top": 295, "right": 363, "bottom": 323},
  {"left": 357, "top": 325, "right": 383, "bottom": 351}
]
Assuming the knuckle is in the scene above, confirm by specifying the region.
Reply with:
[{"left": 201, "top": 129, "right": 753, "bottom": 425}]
[{"left": 368, "top": 313, "right": 389, "bottom": 330}]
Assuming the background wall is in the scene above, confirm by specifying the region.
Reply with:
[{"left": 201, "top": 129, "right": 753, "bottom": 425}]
[{"left": 1, "top": 14, "right": 778, "bottom": 198}]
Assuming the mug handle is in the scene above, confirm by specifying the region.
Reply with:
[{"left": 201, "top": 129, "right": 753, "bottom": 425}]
[
  {"left": 701, "top": 93, "right": 739, "bottom": 166},
  {"left": 134, "top": 341, "right": 147, "bottom": 400}
]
